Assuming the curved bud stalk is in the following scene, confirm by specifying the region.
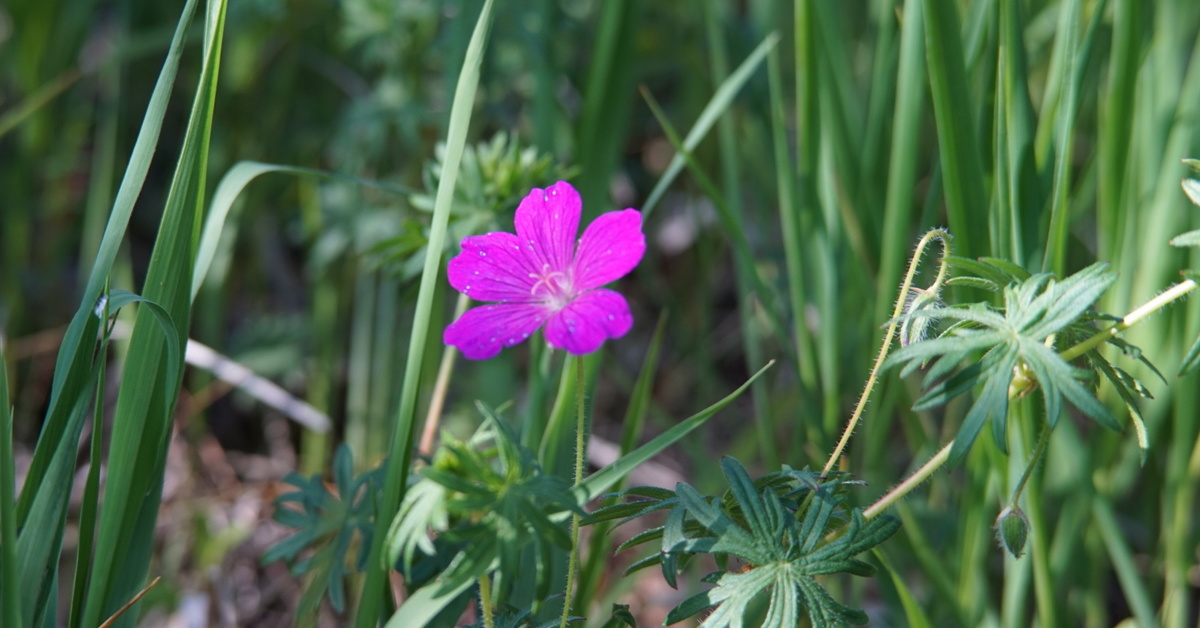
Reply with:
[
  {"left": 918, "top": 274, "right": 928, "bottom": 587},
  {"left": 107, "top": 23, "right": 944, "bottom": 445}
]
[{"left": 822, "top": 228, "right": 953, "bottom": 475}]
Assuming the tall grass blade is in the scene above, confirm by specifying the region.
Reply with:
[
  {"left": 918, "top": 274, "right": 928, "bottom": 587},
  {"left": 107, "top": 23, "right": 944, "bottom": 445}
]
[
  {"left": 572, "top": 360, "right": 773, "bottom": 505},
  {"left": 875, "top": 0, "right": 927, "bottom": 323},
  {"left": 923, "top": 0, "right": 987, "bottom": 256},
  {"left": 192, "top": 161, "right": 414, "bottom": 300},
  {"left": 0, "top": 70, "right": 80, "bottom": 140},
  {"left": 354, "top": 2, "right": 495, "bottom": 625},
  {"left": 1097, "top": 0, "right": 1140, "bottom": 258},
  {"left": 574, "top": 0, "right": 638, "bottom": 215},
  {"left": 641, "top": 32, "right": 780, "bottom": 216},
  {"left": 79, "top": 0, "right": 228, "bottom": 623},
  {"left": 16, "top": 0, "right": 201, "bottom": 522},
  {"left": 0, "top": 340, "right": 19, "bottom": 628},
  {"left": 1092, "top": 498, "right": 1157, "bottom": 627},
  {"left": 770, "top": 47, "right": 817, "bottom": 394},
  {"left": 1041, "top": 0, "right": 1103, "bottom": 273}
]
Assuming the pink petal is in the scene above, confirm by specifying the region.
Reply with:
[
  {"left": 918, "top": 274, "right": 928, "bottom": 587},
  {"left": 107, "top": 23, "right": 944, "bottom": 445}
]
[
  {"left": 447, "top": 232, "right": 541, "bottom": 303},
  {"left": 514, "top": 181, "right": 581, "bottom": 274},
  {"left": 543, "top": 289, "right": 633, "bottom": 355},
  {"left": 571, "top": 209, "right": 645, "bottom": 291},
  {"left": 444, "top": 303, "right": 550, "bottom": 360}
]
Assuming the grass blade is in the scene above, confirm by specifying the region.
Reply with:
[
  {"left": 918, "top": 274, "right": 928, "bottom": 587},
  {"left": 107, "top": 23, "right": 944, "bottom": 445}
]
[
  {"left": 641, "top": 32, "right": 780, "bottom": 216},
  {"left": 80, "top": 0, "right": 228, "bottom": 623},
  {"left": 0, "top": 340, "right": 19, "bottom": 628},
  {"left": 354, "top": 2, "right": 495, "bottom": 625},
  {"left": 572, "top": 360, "right": 773, "bottom": 505},
  {"left": 923, "top": 0, "right": 987, "bottom": 256},
  {"left": 192, "top": 161, "right": 415, "bottom": 301},
  {"left": 16, "top": 0, "right": 201, "bottom": 523}
]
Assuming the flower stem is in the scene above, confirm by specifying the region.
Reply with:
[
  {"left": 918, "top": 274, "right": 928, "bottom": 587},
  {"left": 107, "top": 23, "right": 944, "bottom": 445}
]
[
  {"left": 479, "top": 574, "right": 496, "bottom": 628},
  {"left": 863, "top": 440, "right": 954, "bottom": 520},
  {"left": 418, "top": 292, "right": 470, "bottom": 457},
  {"left": 1059, "top": 279, "right": 1196, "bottom": 362},
  {"left": 560, "top": 356, "right": 587, "bottom": 627},
  {"left": 823, "top": 229, "right": 952, "bottom": 475},
  {"left": 1010, "top": 421, "right": 1050, "bottom": 507}
]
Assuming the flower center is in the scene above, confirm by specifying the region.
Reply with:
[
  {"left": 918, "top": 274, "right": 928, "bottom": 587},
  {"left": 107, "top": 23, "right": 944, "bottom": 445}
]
[{"left": 529, "top": 263, "right": 574, "bottom": 308}]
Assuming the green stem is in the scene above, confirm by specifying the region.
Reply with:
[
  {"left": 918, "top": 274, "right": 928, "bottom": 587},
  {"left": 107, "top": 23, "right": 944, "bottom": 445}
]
[
  {"left": 864, "top": 440, "right": 954, "bottom": 520},
  {"left": 479, "top": 574, "right": 495, "bottom": 628},
  {"left": 823, "top": 228, "right": 951, "bottom": 474},
  {"left": 560, "top": 356, "right": 587, "bottom": 627},
  {"left": 1059, "top": 279, "right": 1196, "bottom": 361},
  {"left": 1010, "top": 422, "right": 1051, "bottom": 506}
]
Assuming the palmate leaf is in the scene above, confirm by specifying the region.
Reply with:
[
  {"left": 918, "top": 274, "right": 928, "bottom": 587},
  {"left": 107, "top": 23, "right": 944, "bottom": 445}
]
[
  {"left": 383, "top": 405, "right": 580, "bottom": 607},
  {"left": 265, "top": 444, "right": 385, "bottom": 614},
  {"left": 606, "top": 459, "right": 898, "bottom": 627},
  {"left": 886, "top": 262, "right": 1121, "bottom": 464}
]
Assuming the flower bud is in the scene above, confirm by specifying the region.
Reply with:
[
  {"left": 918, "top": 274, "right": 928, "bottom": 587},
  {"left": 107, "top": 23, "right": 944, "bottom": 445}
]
[{"left": 995, "top": 506, "right": 1030, "bottom": 558}]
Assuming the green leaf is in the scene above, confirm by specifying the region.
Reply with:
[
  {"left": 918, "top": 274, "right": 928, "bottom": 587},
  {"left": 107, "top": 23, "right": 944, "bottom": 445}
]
[
  {"left": 1182, "top": 177, "right": 1200, "bottom": 208},
  {"left": 356, "top": 1, "right": 496, "bottom": 623},
  {"left": 1168, "top": 228, "right": 1200, "bottom": 248},
  {"left": 1, "top": 339, "right": 19, "bottom": 628},
  {"left": 609, "top": 465, "right": 897, "bottom": 627},
  {"left": 266, "top": 445, "right": 384, "bottom": 614},
  {"left": 889, "top": 262, "right": 1129, "bottom": 463},
  {"left": 1179, "top": 332, "right": 1200, "bottom": 376}
]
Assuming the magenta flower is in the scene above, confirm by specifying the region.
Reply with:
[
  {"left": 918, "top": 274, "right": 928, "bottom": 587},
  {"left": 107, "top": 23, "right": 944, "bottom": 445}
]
[{"left": 444, "top": 181, "right": 645, "bottom": 360}]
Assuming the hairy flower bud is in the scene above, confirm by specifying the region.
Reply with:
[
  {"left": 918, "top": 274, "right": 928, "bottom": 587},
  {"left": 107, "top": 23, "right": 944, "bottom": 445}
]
[{"left": 995, "top": 506, "right": 1030, "bottom": 558}]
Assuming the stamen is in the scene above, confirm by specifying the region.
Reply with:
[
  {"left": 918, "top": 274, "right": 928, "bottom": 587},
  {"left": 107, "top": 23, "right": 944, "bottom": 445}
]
[{"left": 529, "top": 263, "right": 571, "bottom": 297}]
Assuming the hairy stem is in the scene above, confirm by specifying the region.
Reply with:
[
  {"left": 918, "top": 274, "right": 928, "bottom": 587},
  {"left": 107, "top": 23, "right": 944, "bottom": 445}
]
[
  {"left": 864, "top": 440, "right": 954, "bottom": 519},
  {"left": 823, "top": 228, "right": 952, "bottom": 474},
  {"left": 479, "top": 574, "right": 495, "bottom": 628},
  {"left": 1060, "top": 279, "right": 1196, "bottom": 362},
  {"left": 560, "top": 356, "right": 587, "bottom": 627}
]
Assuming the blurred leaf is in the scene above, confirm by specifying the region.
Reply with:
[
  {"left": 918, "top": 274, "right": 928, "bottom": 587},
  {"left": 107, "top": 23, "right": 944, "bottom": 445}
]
[
  {"left": 642, "top": 31, "right": 780, "bottom": 216},
  {"left": 266, "top": 445, "right": 385, "bottom": 614},
  {"left": 0, "top": 338, "right": 19, "bottom": 628},
  {"left": 1183, "top": 178, "right": 1200, "bottom": 208}
]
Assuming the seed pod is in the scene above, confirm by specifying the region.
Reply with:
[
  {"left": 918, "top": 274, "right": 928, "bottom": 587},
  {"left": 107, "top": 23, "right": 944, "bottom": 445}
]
[{"left": 995, "top": 506, "right": 1030, "bottom": 558}]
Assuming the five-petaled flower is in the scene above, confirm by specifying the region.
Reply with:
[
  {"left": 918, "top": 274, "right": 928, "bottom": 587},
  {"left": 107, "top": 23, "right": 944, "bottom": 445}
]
[{"left": 444, "top": 181, "right": 645, "bottom": 360}]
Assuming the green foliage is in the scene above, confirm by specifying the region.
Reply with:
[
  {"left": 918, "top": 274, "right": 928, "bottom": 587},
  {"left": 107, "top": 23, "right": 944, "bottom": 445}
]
[
  {"left": 461, "top": 602, "right": 580, "bottom": 628},
  {"left": 593, "top": 458, "right": 899, "bottom": 627},
  {"left": 371, "top": 132, "right": 570, "bottom": 278},
  {"left": 598, "top": 603, "right": 637, "bottom": 628},
  {"left": 265, "top": 444, "right": 385, "bottom": 615},
  {"left": 384, "top": 408, "right": 580, "bottom": 606},
  {"left": 1171, "top": 158, "right": 1200, "bottom": 375},
  {"left": 885, "top": 260, "right": 1141, "bottom": 464}
]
